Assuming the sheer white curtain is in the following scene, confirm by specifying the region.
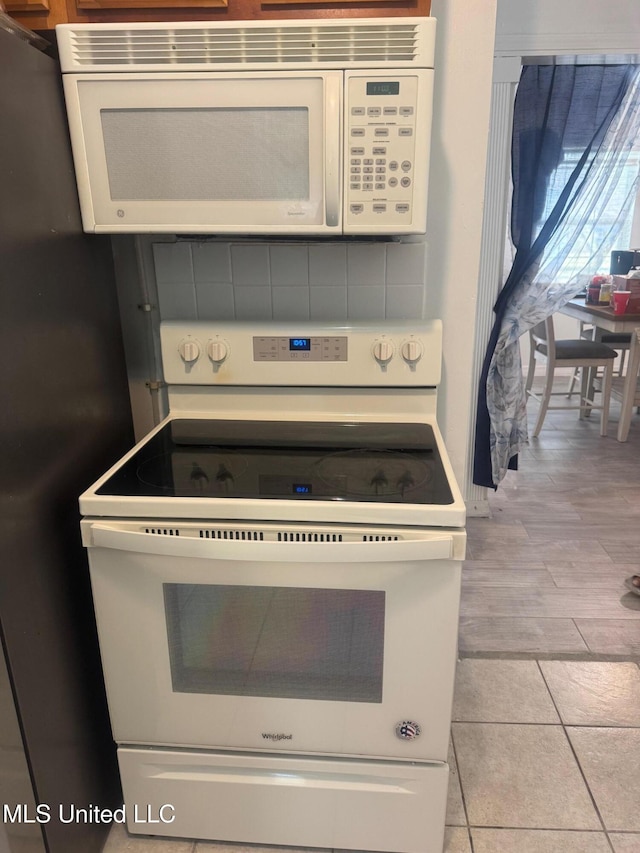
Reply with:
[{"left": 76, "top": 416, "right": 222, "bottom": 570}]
[{"left": 475, "top": 65, "right": 640, "bottom": 488}]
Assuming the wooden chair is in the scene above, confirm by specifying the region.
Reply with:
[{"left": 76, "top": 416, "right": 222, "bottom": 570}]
[
  {"left": 611, "top": 327, "right": 640, "bottom": 441},
  {"left": 525, "top": 316, "right": 616, "bottom": 437},
  {"left": 567, "top": 322, "right": 631, "bottom": 398}
]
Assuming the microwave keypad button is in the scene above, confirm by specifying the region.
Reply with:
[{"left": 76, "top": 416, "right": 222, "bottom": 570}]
[
  {"left": 350, "top": 183, "right": 361, "bottom": 190},
  {"left": 351, "top": 147, "right": 365, "bottom": 156},
  {"left": 375, "top": 183, "right": 386, "bottom": 190},
  {"left": 388, "top": 177, "right": 398, "bottom": 188},
  {"left": 375, "top": 158, "right": 386, "bottom": 165},
  {"left": 375, "top": 166, "right": 386, "bottom": 174},
  {"left": 374, "top": 128, "right": 389, "bottom": 138},
  {"left": 351, "top": 158, "right": 362, "bottom": 165},
  {"left": 363, "top": 167, "right": 374, "bottom": 174},
  {"left": 400, "top": 106, "right": 415, "bottom": 116},
  {"left": 401, "top": 161, "right": 412, "bottom": 172},
  {"left": 396, "top": 204, "right": 410, "bottom": 214},
  {"left": 363, "top": 184, "right": 374, "bottom": 191},
  {"left": 383, "top": 107, "right": 398, "bottom": 116},
  {"left": 399, "top": 127, "right": 414, "bottom": 138},
  {"left": 367, "top": 107, "right": 382, "bottom": 116},
  {"left": 401, "top": 177, "right": 412, "bottom": 188},
  {"left": 351, "top": 128, "right": 365, "bottom": 137},
  {"left": 389, "top": 161, "right": 399, "bottom": 171},
  {"left": 373, "top": 204, "right": 387, "bottom": 213},
  {"left": 351, "top": 107, "right": 365, "bottom": 116},
  {"left": 364, "top": 158, "right": 373, "bottom": 165},
  {"left": 372, "top": 147, "right": 387, "bottom": 155},
  {"left": 350, "top": 204, "right": 364, "bottom": 215},
  {"left": 350, "top": 166, "right": 361, "bottom": 174}
]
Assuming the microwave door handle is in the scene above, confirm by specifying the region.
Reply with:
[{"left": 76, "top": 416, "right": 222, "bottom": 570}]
[
  {"left": 324, "top": 74, "right": 341, "bottom": 228},
  {"left": 89, "top": 524, "right": 453, "bottom": 563}
]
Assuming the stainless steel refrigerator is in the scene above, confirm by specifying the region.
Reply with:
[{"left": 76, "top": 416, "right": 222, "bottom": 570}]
[{"left": 0, "top": 24, "right": 135, "bottom": 853}]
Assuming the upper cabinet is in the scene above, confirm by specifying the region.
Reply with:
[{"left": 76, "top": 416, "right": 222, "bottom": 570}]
[{"left": 6, "top": 0, "right": 430, "bottom": 34}]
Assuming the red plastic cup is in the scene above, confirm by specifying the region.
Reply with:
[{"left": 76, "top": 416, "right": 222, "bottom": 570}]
[{"left": 612, "top": 290, "right": 631, "bottom": 315}]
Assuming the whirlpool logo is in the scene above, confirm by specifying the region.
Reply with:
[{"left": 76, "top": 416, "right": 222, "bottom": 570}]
[{"left": 262, "top": 733, "right": 293, "bottom": 742}]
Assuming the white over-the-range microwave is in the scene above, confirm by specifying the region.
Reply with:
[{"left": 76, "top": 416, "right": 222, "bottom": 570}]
[{"left": 56, "top": 18, "right": 435, "bottom": 236}]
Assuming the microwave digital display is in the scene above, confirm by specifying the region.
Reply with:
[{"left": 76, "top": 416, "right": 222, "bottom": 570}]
[
  {"left": 289, "top": 338, "right": 311, "bottom": 351},
  {"left": 366, "top": 82, "right": 400, "bottom": 96}
]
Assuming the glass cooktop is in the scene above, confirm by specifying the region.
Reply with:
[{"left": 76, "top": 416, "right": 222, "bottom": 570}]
[{"left": 97, "top": 419, "right": 454, "bottom": 505}]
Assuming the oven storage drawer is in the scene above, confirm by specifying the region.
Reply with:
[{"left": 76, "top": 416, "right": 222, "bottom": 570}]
[{"left": 119, "top": 746, "right": 449, "bottom": 853}]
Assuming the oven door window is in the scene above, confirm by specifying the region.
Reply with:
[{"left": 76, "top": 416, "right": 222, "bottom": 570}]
[{"left": 163, "top": 584, "right": 384, "bottom": 703}]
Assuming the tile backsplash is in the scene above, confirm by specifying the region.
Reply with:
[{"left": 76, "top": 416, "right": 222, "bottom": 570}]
[{"left": 152, "top": 240, "right": 427, "bottom": 322}]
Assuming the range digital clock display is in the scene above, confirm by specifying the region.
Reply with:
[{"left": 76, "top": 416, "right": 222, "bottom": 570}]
[
  {"left": 289, "top": 338, "right": 311, "bottom": 351},
  {"left": 293, "top": 483, "right": 312, "bottom": 494}
]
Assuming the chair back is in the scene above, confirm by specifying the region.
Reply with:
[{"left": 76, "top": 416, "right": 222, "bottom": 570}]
[{"left": 530, "top": 316, "right": 556, "bottom": 361}]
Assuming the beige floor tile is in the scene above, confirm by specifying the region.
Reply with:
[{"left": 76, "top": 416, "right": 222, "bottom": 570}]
[
  {"left": 443, "top": 827, "right": 472, "bottom": 853},
  {"left": 103, "top": 824, "right": 195, "bottom": 852},
  {"left": 540, "top": 661, "right": 640, "bottom": 726},
  {"left": 462, "top": 564, "right": 556, "bottom": 587},
  {"left": 466, "top": 538, "right": 611, "bottom": 563},
  {"left": 609, "top": 833, "right": 640, "bottom": 852},
  {"left": 446, "top": 740, "right": 466, "bottom": 826},
  {"left": 575, "top": 619, "right": 640, "bottom": 656},
  {"left": 567, "top": 727, "right": 640, "bottom": 832},
  {"left": 458, "top": 616, "right": 588, "bottom": 654},
  {"left": 452, "top": 723, "right": 600, "bottom": 830},
  {"left": 471, "top": 828, "right": 611, "bottom": 852},
  {"left": 460, "top": 586, "right": 639, "bottom": 620},
  {"left": 545, "top": 562, "right": 634, "bottom": 589},
  {"left": 196, "top": 845, "right": 327, "bottom": 853},
  {"left": 452, "top": 660, "right": 559, "bottom": 723}
]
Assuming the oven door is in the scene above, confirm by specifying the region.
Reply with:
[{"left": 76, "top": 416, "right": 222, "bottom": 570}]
[{"left": 82, "top": 519, "right": 462, "bottom": 762}]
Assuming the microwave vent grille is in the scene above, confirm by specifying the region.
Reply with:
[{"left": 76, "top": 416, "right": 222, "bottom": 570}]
[{"left": 61, "top": 21, "right": 431, "bottom": 70}]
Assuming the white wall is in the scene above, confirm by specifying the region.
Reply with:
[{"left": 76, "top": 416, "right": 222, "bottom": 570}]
[
  {"left": 422, "top": 0, "right": 498, "bottom": 490},
  {"left": 496, "top": 0, "right": 640, "bottom": 56}
]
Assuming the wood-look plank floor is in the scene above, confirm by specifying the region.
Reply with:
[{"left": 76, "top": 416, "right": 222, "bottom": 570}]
[{"left": 460, "top": 381, "right": 640, "bottom": 659}]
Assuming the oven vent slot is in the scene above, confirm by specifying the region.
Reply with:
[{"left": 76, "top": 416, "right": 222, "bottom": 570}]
[
  {"left": 277, "top": 532, "right": 343, "bottom": 542},
  {"left": 199, "top": 529, "right": 264, "bottom": 540},
  {"left": 361, "top": 535, "right": 400, "bottom": 541},
  {"left": 144, "top": 527, "right": 180, "bottom": 536}
]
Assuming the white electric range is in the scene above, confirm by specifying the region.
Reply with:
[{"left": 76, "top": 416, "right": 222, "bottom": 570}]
[{"left": 80, "top": 320, "right": 465, "bottom": 853}]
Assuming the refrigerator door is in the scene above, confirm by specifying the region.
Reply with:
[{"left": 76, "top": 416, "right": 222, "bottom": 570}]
[{"left": 0, "top": 28, "right": 134, "bottom": 853}]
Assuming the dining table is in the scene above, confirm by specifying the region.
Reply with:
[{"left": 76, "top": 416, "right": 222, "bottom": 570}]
[
  {"left": 559, "top": 297, "right": 640, "bottom": 441},
  {"left": 560, "top": 296, "right": 640, "bottom": 333}
]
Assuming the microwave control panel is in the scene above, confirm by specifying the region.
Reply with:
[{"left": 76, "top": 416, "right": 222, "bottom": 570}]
[{"left": 344, "top": 71, "right": 432, "bottom": 235}]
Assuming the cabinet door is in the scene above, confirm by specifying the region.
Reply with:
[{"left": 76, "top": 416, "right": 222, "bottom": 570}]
[
  {"left": 75, "top": 0, "right": 226, "bottom": 11},
  {"left": 7, "top": 0, "right": 429, "bottom": 30}
]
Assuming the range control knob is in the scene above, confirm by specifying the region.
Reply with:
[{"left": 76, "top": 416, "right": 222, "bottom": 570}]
[
  {"left": 178, "top": 339, "right": 201, "bottom": 364},
  {"left": 207, "top": 339, "right": 229, "bottom": 364},
  {"left": 372, "top": 339, "right": 394, "bottom": 365},
  {"left": 401, "top": 339, "right": 424, "bottom": 365}
]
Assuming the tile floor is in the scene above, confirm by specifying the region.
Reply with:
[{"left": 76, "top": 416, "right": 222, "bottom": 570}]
[
  {"left": 460, "top": 388, "right": 640, "bottom": 658},
  {"left": 103, "top": 390, "right": 640, "bottom": 853}
]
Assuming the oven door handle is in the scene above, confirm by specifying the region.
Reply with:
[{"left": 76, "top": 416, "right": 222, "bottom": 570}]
[{"left": 88, "top": 524, "right": 454, "bottom": 563}]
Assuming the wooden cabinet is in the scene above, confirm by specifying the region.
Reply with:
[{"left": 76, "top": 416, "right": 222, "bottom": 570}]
[{"left": 6, "top": 0, "right": 429, "bottom": 35}]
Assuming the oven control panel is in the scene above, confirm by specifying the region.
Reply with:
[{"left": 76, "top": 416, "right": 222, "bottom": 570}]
[
  {"left": 253, "top": 336, "right": 348, "bottom": 362},
  {"left": 161, "top": 320, "right": 442, "bottom": 386}
]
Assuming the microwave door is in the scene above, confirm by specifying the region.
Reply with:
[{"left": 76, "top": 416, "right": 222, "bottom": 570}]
[{"left": 63, "top": 71, "right": 343, "bottom": 235}]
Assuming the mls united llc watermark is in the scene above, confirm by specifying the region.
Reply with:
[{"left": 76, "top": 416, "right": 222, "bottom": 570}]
[{"left": 3, "top": 804, "right": 175, "bottom": 825}]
